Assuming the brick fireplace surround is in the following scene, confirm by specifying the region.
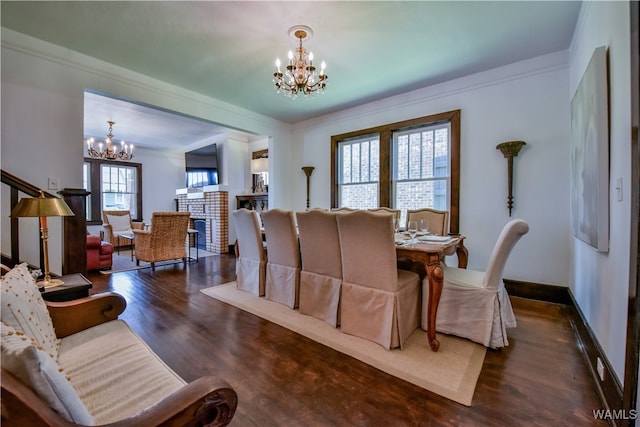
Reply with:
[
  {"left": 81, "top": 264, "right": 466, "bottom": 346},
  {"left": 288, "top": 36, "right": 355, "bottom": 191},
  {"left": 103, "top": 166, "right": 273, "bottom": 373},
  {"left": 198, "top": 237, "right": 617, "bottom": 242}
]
[{"left": 176, "top": 188, "right": 228, "bottom": 253}]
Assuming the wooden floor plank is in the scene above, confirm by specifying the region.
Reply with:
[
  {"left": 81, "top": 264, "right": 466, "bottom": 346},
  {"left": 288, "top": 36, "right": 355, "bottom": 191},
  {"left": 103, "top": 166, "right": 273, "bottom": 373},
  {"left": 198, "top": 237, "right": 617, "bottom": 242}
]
[{"left": 86, "top": 255, "right": 605, "bottom": 426}]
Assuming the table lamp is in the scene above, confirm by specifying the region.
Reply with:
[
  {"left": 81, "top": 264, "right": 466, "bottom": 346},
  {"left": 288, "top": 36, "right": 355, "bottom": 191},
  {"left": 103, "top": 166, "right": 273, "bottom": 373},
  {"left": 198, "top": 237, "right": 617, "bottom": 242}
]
[
  {"left": 251, "top": 157, "right": 269, "bottom": 193},
  {"left": 10, "top": 190, "right": 74, "bottom": 288}
]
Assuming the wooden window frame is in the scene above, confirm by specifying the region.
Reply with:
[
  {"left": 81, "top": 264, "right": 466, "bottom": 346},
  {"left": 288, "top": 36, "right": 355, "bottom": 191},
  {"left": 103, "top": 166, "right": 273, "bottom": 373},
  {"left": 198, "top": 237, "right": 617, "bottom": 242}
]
[
  {"left": 331, "top": 109, "right": 460, "bottom": 233},
  {"left": 84, "top": 157, "right": 143, "bottom": 225}
]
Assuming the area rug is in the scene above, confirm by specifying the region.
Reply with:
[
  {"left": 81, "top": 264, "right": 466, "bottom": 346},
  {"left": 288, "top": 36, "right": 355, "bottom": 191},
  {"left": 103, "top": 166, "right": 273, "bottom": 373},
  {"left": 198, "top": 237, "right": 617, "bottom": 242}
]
[
  {"left": 101, "top": 248, "right": 217, "bottom": 274},
  {"left": 201, "top": 282, "right": 486, "bottom": 406}
]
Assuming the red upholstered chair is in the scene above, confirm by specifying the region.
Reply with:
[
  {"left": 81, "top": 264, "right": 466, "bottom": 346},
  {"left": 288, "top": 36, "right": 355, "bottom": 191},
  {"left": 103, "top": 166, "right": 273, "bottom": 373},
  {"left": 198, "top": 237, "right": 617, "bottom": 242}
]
[{"left": 86, "top": 234, "right": 113, "bottom": 271}]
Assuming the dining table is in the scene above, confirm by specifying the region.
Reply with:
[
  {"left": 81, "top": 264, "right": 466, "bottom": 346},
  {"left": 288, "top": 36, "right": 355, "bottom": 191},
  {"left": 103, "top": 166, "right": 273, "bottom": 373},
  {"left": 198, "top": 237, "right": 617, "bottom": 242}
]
[{"left": 395, "top": 234, "right": 468, "bottom": 352}]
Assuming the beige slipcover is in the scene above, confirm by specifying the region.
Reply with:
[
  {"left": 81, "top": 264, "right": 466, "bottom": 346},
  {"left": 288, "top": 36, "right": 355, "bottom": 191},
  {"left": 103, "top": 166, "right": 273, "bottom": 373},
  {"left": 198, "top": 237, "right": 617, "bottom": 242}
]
[
  {"left": 232, "top": 209, "right": 266, "bottom": 296},
  {"left": 424, "top": 219, "right": 529, "bottom": 348},
  {"left": 336, "top": 211, "right": 420, "bottom": 349},
  {"left": 262, "top": 209, "right": 301, "bottom": 308},
  {"left": 406, "top": 208, "right": 449, "bottom": 235},
  {"left": 296, "top": 210, "right": 342, "bottom": 327}
]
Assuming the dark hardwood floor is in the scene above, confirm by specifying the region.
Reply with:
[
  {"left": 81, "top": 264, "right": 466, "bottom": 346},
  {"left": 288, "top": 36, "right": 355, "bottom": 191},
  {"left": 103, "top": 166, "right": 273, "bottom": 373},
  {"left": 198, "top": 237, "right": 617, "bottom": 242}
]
[{"left": 86, "top": 254, "right": 606, "bottom": 426}]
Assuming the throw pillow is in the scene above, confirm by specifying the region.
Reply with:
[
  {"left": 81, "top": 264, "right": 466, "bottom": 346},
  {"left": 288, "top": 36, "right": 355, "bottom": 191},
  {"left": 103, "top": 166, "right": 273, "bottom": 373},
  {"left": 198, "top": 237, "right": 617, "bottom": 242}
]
[
  {"left": 106, "top": 214, "right": 133, "bottom": 235},
  {"left": 1, "top": 323, "right": 95, "bottom": 425},
  {"left": 1, "top": 263, "right": 59, "bottom": 359}
]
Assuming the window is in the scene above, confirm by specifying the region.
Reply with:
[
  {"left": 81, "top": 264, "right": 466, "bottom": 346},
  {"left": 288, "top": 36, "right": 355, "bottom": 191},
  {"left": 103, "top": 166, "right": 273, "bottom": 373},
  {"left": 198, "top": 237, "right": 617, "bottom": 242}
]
[
  {"left": 392, "top": 123, "right": 450, "bottom": 226},
  {"left": 331, "top": 110, "right": 460, "bottom": 233},
  {"left": 337, "top": 136, "right": 379, "bottom": 209},
  {"left": 84, "top": 158, "right": 143, "bottom": 225}
]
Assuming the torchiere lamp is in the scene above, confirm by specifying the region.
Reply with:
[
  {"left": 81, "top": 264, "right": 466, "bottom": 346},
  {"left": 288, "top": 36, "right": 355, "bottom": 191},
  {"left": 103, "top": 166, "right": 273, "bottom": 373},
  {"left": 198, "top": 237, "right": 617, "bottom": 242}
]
[
  {"left": 11, "top": 190, "right": 74, "bottom": 288},
  {"left": 301, "top": 166, "right": 315, "bottom": 209},
  {"left": 496, "top": 140, "right": 526, "bottom": 216}
]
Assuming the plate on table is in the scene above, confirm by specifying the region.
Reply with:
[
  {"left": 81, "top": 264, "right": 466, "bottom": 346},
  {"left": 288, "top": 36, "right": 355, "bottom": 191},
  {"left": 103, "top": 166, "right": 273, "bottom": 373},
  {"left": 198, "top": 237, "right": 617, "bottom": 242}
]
[
  {"left": 395, "top": 233, "right": 411, "bottom": 245},
  {"left": 419, "top": 235, "right": 454, "bottom": 243}
]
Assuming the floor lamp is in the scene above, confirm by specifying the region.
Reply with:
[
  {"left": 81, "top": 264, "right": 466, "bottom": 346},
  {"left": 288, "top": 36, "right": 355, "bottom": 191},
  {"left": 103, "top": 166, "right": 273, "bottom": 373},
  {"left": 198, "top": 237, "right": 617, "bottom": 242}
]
[{"left": 11, "top": 190, "right": 75, "bottom": 288}]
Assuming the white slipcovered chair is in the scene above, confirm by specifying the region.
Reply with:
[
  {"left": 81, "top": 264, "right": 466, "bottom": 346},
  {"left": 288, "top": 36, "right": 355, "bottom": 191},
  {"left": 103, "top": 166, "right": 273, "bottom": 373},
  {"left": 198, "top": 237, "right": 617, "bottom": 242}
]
[
  {"left": 232, "top": 209, "right": 266, "bottom": 296},
  {"left": 336, "top": 211, "right": 420, "bottom": 349},
  {"left": 424, "top": 219, "right": 529, "bottom": 348},
  {"left": 296, "top": 209, "right": 342, "bottom": 327},
  {"left": 261, "top": 209, "right": 301, "bottom": 308}
]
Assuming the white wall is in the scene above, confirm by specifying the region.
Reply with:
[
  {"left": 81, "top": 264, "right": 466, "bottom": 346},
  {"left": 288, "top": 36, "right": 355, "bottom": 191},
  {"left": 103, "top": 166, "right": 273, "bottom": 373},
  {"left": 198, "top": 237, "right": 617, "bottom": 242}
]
[
  {"left": 1, "top": 28, "right": 293, "bottom": 272},
  {"left": 292, "top": 51, "right": 572, "bottom": 286},
  {"left": 568, "top": 1, "right": 631, "bottom": 383}
]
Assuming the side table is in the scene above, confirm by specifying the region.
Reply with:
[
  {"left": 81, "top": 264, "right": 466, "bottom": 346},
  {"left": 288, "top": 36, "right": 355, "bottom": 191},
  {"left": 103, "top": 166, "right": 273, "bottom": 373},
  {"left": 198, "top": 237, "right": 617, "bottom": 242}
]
[
  {"left": 187, "top": 228, "right": 199, "bottom": 262},
  {"left": 41, "top": 273, "right": 92, "bottom": 302}
]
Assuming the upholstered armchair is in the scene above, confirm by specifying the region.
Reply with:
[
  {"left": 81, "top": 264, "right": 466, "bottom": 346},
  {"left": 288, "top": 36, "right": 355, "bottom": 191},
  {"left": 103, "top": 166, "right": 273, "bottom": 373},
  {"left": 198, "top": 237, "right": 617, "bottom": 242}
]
[
  {"left": 102, "top": 210, "right": 145, "bottom": 248},
  {"left": 406, "top": 208, "right": 449, "bottom": 235},
  {"left": 133, "top": 212, "right": 190, "bottom": 271},
  {"left": 86, "top": 234, "right": 113, "bottom": 271}
]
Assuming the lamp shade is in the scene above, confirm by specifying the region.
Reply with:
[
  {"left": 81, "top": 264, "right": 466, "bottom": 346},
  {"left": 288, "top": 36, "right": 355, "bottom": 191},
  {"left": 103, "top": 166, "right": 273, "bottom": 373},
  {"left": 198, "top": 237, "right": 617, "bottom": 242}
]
[
  {"left": 251, "top": 158, "right": 269, "bottom": 174},
  {"left": 11, "top": 193, "right": 74, "bottom": 218}
]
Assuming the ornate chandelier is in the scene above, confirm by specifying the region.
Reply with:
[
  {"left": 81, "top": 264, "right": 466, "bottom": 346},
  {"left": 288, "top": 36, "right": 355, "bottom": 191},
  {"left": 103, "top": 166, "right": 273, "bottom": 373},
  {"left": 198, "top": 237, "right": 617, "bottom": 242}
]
[
  {"left": 86, "top": 121, "right": 134, "bottom": 161},
  {"left": 273, "top": 25, "right": 327, "bottom": 98}
]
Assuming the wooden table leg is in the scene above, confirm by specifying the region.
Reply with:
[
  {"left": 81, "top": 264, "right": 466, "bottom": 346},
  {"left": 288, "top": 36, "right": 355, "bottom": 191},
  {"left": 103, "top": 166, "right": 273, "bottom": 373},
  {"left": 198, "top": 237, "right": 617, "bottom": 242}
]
[
  {"left": 456, "top": 239, "right": 468, "bottom": 269},
  {"left": 425, "top": 254, "right": 444, "bottom": 351}
]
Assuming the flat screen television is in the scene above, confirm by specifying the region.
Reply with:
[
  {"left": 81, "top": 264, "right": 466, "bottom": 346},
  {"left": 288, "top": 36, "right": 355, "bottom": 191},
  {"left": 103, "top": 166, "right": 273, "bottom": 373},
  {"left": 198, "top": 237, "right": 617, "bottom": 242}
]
[{"left": 185, "top": 143, "right": 219, "bottom": 187}]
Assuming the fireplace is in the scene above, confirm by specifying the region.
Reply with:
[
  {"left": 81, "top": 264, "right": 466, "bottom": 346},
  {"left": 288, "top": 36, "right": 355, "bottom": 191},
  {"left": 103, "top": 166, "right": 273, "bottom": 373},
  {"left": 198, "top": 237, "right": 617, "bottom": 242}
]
[
  {"left": 175, "top": 188, "right": 228, "bottom": 253},
  {"left": 193, "top": 219, "right": 206, "bottom": 249}
]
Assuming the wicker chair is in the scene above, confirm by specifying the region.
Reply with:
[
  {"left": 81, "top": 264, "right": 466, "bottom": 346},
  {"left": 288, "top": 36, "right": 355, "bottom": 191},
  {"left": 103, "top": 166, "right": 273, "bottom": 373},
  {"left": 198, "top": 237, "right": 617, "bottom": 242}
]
[
  {"left": 133, "top": 212, "right": 190, "bottom": 271},
  {"left": 102, "top": 210, "right": 145, "bottom": 248}
]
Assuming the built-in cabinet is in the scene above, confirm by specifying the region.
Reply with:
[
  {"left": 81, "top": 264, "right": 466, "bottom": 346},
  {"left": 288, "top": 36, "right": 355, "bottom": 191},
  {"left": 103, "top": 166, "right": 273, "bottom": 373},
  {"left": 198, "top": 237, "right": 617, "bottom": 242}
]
[{"left": 236, "top": 194, "right": 268, "bottom": 212}]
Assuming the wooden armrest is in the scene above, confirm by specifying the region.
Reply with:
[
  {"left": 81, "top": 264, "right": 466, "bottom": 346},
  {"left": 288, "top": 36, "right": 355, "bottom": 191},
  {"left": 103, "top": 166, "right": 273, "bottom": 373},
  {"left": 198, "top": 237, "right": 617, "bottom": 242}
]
[
  {"left": 111, "top": 376, "right": 238, "bottom": 427},
  {"left": 2, "top": 370, "right": 237, "bottom": 427},
  {"left": 46, "top": 293, "right": 127, "bottom": 338},
  {"left": 1, "top": 368, "right": 73, "bottom": 426}
]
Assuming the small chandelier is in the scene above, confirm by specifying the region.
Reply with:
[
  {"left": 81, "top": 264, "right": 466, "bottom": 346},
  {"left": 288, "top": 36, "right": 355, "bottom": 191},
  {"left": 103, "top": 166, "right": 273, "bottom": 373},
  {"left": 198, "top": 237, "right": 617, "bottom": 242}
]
[
  {"left": 86, "top": 121, "right": 134, "bottom": 161},
  {"left": 273, "top": 25, "right": 327, "bottom": 99}
]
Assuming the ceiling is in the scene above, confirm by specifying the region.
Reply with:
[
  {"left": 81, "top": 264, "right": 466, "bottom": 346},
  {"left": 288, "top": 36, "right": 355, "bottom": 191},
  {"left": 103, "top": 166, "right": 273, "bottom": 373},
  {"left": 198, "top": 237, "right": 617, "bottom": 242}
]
[{"left": 2, "top": 1, "right": 582, "bottom": 150}]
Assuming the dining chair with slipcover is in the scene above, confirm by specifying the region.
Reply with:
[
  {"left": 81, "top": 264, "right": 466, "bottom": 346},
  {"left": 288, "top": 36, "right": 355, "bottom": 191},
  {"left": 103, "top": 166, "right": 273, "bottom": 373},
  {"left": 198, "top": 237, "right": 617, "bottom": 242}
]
[
  {"left": 296, "top": 209, "right": 342, "bottom": 326},
  {"left": 232, "top": 209, "right": 266, "bottom": 296},
  {"left": 423, "top": 219, "right": 529, "bottom": 348},
  {"left": 261, "top": 209, "right": 301, "bottom": 309},
  {"left": 368, "top": 208, "right": 401, "bottom": 230},
  {"left": 336, "top": 210, "right": 420, "bottom": 349},
  {"left": 102, "top": 210, "right": 145, "bottom": 249},
  {"left": 133, "top": 212, "right": 189, "bottom": 271},
  {"left": 405, "top": 208, "right": 449, "bottom": 236}
]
